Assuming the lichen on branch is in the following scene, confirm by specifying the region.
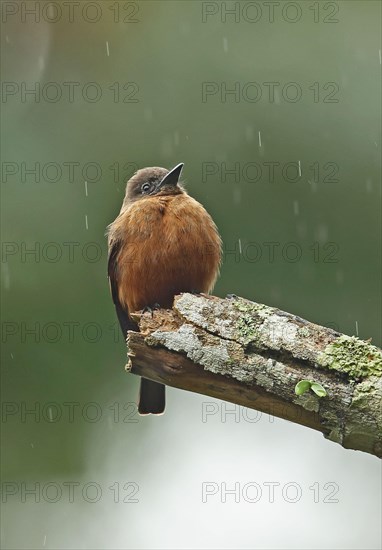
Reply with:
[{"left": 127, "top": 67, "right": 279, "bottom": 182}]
[{"left": 127, "top": 293, "right": 382, "bottom": 458}]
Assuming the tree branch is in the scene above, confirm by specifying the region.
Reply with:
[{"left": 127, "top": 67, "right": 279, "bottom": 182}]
[{"left": 125, "top": 293, "right": 382, "bottom": 458}]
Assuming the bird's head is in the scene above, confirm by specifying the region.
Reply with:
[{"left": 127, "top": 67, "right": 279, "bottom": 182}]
[{"left": 123, "top": 163, "right": 185, "bottom": 205}]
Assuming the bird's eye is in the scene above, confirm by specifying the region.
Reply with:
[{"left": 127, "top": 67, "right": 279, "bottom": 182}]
[{"left": 141, "top": 183, "right": 151, "bottom": 193}]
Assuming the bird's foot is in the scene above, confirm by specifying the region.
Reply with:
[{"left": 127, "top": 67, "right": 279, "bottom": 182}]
[
  {"left": 142, "top": 303, "right": 161, "bottom": 318},
  {"left": 226, "top": 293, "right": 238, "bottom": 300}
]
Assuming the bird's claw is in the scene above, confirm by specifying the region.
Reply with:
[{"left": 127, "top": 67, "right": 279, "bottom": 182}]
[{"left": 142, "top": 304, "right": 161, "bottom": 317}]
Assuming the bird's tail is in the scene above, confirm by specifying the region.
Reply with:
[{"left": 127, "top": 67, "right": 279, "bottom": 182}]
[{"left": 138, "top": 379, "right": 166, "bottom": 415}]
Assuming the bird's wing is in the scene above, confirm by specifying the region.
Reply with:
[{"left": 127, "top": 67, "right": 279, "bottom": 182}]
[{"left": 107, "top": 239, "right": 137, "bottom": 337}]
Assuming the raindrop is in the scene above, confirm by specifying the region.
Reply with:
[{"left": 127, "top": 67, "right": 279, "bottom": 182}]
[
  {"left": 48, "top": 407, "right": 53, "bottom": 422},
  {"left": 38, "top": 56, "right": 45, "bottom": 71},
  {"left": 84, "top": 181, "right": 88, "bottom": 197},
  {"left": 10, "top": 353, "right": 14, "bottom": 359},
  {"left": 233, "top": 187, "right": 242, "bottom": 205},
  {"left": 258, "top": 131, "right": 262, "bottom": 148},
  {"left": 316, "top": 224, "right": 328, "bottom": 242},
  {"left": 223, "top": 37, "right": 228, "bottom": 53},
  {"left": 355, "top": 321, "right": 359, "bottom": 337},
  {"left": 106, "top": 41, "right": 110, "bottom": 57},
  {"left": 85, "top": 215, "right": 89, "bottom": 230},
  {"left": 308, "top": 179, "right": 318, "bottom": 193},
  {"left": 298, "top": 160, "right": 301, "bottom": 177},
  {"left": 270, "top": 285, "right": 281, "bottom": 301},
  {"left": 340, "top": 73, "right": 348, "bottom": 88},
  {"left": 336, "top": 269, "right": 344, "bottom": 284},
  {"left": 293, "top": 200, "right": 299, "bottom": 216},
  {"left": 238, "top": 238, "right": 242, "bottom": 255}
]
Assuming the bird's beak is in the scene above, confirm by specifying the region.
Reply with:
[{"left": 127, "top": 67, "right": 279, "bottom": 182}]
[{"left": 158, "top": 163, "right": 184, "bottom": 189}]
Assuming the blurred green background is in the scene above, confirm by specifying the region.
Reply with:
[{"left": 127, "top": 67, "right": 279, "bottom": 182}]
[{"left": 1, "top": 1, "right": 381, "bottom": 549}]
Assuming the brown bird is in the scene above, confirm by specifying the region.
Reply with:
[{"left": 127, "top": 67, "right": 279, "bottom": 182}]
[{"left": 107, "top": 163, "right": 221, "bottom": 415}]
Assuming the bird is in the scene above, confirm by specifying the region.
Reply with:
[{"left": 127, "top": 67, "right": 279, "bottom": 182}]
[{"left": 107, "top": 162, "right": 222, "bottom": 415}]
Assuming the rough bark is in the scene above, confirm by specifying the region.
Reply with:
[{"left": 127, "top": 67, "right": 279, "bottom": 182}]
[{"left": 125, "top": 293, "right": 382, "bottom": 458}]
